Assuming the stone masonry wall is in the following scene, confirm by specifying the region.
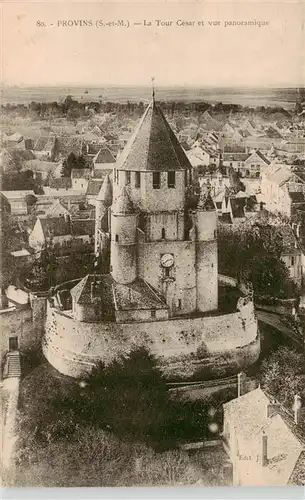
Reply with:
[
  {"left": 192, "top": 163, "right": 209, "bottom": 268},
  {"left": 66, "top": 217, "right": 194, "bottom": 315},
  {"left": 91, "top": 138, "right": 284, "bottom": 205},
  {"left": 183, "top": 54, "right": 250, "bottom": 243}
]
[{"left": 43, "top": 296, "right": 260, "bottom": 380}]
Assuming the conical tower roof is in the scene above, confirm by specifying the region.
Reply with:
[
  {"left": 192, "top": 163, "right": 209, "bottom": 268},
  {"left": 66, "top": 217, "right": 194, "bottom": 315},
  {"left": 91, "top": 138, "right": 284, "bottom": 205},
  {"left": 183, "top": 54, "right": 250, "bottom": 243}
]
[
  {"left": 197, "top": 185, "right": 216, "bottom": 211},
  {"left": 112, "top": 186, "right": 135, "bottom": 215},
  {"left": 97, "top": 174, "right": 113, "bottom": 205},
  {"left": 116, "top": 99, "right": 192, "bottom": 172}
]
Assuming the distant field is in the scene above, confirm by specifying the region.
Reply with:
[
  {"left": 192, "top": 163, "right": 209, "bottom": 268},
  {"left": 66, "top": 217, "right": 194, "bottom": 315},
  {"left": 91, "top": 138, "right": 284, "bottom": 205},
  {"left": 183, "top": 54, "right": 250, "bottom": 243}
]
[{"left": 1, "top": 85, "right": 299, "bottom": 110}]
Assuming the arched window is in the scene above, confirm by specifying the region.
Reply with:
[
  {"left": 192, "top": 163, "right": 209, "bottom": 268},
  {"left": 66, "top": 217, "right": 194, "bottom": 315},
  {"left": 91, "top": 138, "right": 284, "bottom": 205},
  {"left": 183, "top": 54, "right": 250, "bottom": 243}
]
[{"left": 161, "top": 228, "right": 166, "bottom": 239}]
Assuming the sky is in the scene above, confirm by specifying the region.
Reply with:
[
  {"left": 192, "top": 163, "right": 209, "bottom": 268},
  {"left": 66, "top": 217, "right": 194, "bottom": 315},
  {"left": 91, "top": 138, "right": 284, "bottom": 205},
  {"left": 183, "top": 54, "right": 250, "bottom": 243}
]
[{"left": 2, "top": 1, "right": 304, "bottom": 88}]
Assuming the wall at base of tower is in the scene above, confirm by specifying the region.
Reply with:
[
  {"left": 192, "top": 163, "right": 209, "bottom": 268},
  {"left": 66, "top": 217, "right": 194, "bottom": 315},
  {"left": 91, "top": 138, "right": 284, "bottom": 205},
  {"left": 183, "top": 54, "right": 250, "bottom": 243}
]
[
  {"left": 196, "top": 240, "right": 218, "bottom": 313},
  {"left": 43, "top": 294, "right": 259, "bottom": 380}
]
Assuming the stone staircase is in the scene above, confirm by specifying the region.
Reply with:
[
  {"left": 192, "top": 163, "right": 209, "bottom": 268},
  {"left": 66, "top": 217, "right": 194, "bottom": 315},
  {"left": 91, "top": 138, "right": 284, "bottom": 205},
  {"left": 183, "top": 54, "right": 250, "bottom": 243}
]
[{"left": 3, "top": 351, "right": 21, "bottom": 378}]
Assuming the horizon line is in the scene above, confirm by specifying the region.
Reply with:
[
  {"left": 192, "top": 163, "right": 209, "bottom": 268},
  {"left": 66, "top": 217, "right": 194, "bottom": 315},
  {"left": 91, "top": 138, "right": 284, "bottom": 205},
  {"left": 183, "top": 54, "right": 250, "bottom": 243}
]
[{"left": 1, "top": 83, "right": 305, "bottom": 90}]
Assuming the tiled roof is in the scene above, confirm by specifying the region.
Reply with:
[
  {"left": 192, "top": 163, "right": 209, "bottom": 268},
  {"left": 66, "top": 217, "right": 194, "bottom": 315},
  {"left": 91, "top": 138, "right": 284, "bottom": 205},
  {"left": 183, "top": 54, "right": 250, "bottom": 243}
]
[
  {"left": 40, "top": 217, "right": 70, "bottom": 237},
  {"left": 117, "top": 100, "right": 192, "bottom": 172},
  {"left": 49, "top": 177, "right": 72, "bottom": 189},
  {"left": 71, "top": 168, "right": 91, "bottom": 179},
  {"left": 70, "top": 274, "right": 167, "bottom": 312},
  {"left": 223, "top": 153, "right": 249, "bottom": 162},
  {"left": 34, "top": 135, "right": 55, "bottom": 152},
  {"left": 94, "top": 147, "right": 116, "bottom": 164},
  {"left": 71, "top": 218, "right": 95, "bottom": 236},
  {"left": 86, "top": 179, "right": 103, "bottom": 196},
  {"left": 45, "top": 200, "right": 70, "bottom": 217},
  {"left": 54, "top": 136, "right": 83, "bottom": 156},
  {"left": 223, "top": 388, "right": 305, "bottom": 486},
  {"left": 264, "top": 164, "right": 293, "bottom": 186},
  {"left": 113, "top": 279, "right": 167, "bottom": 311}
]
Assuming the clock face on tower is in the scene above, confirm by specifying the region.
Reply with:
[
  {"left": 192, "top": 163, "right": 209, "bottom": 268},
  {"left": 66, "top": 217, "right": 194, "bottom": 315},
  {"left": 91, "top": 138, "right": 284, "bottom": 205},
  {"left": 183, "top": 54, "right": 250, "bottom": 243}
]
[{"left": 160, "top": 253, "right": 174, "bottom": 268}]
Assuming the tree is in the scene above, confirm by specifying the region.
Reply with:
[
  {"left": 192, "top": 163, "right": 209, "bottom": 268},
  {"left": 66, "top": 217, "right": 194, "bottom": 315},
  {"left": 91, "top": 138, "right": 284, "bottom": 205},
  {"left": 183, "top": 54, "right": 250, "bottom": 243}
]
[
  {"left": 25, "top": 244, "right": 57, "bottom": 291},
  {"left": 260, "top": 347, "right": 305, "bottom": 409},
  {"left": 218, "top": 223, "right": 295, "bottom": 298},
  {"left": 13, "top": 425, "right": 202, "bottom": 487},
  {"left": 61, "top": 153, "right": 92, "bottom": 177}
]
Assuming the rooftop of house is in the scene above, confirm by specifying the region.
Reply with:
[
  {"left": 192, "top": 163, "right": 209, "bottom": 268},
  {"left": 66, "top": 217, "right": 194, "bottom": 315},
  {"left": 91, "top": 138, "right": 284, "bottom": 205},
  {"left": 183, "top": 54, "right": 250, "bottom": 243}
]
[
  {"left": 33, "top": 135, "right": 56, "bottom": 152},
  {"left": 38, "top": 216, "right": 95, "bottom": 238},
  {"left": 264, "top": 164, "right": 293, "bottom": 186},
  {"left": 86, "top": 179, "right": 103, "bottom": 196},
  {"left": 223, "top": 153, "right": 250, "bottom": 162},
  {"left": 54, "top": 136, "right": 83, "bottom": 157},
  {"left": 45, "top": 199, "right": 71, "bottom": 218},
  {"left": 70, "top": 274, "right": 167, "bottom": 312},
  {"left": 49, "top": 177, "right": 72, "bottom": 190},
  {"left": 71, "top": 168, "right": 91, "bottom": 180},
  {"left": 0, "top": 190, "right": 35, "bottom": 200},
  {"left": 10, "top": 249, "right": 31, "bottom": 258},
  {"left": 94, "top": 147, "right": 116, "bottom": 165},
  {"left": 117, "top": 99, "right": 192, "bottom": 172},
  {"left": 223, "top": 387, "right": 305, "bottom": 486}
]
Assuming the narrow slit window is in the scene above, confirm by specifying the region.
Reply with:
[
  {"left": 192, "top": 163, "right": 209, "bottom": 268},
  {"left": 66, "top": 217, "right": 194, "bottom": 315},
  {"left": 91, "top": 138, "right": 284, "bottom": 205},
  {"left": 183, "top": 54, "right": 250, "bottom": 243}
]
[
  {"left": 126, "top": 171, "right": 131, "bottom": 185},
  {"left": 153, "top": 171, "right": 161, "bottom": 189},
  {"left": 151, "top": 309, "right": 156, "bottom": 319},
  {"left": 135, "top": 171, "right": 141, "bottom": 188},
  {"left": 115, "top": 234, "right": 119, "bottom": 242},
  {"left": 168, "top": 171, "right": 176, "bottom": 188},
  {"left": 178, "top": 299, "right": 182, "bottom": 309},
  {"left": 161, "top": 228, "right": 166, "bottom": 239}
]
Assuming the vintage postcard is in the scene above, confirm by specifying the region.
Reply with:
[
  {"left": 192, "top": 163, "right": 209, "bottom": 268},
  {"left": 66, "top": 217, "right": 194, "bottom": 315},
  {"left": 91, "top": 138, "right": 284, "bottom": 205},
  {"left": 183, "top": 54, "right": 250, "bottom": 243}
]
[{"left": 1, "top": 0, "right": 305, "bottom": 489}]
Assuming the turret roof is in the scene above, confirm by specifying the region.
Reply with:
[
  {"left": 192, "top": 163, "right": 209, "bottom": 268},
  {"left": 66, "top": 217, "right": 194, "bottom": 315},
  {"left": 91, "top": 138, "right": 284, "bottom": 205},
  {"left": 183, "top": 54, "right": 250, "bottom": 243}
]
[
  {"left": 116, "top": 99, "right": 192, "bottom": 172},
  {"left": 97, "top": 174, "right": 113, "bottom": 205},
  {"left": 197, "top": 185, "right": 216, "bottom": 211},
  {"left": 112, "top": 186, "right": 135, "bottom": 214}
]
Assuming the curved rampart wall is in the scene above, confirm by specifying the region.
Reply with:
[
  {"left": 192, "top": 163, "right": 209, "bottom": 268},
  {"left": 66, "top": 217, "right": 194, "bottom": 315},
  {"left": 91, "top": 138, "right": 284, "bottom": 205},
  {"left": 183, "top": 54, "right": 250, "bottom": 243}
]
[{"left": 43, "top": 289, "right": 260, "bottom": 380}]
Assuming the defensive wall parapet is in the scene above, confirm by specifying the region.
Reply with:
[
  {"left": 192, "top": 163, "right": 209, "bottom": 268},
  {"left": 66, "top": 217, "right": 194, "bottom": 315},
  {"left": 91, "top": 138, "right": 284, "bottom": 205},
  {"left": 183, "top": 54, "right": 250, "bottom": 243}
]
[{"left": 43, "top": 275, "right": 260, "bottom": 380}]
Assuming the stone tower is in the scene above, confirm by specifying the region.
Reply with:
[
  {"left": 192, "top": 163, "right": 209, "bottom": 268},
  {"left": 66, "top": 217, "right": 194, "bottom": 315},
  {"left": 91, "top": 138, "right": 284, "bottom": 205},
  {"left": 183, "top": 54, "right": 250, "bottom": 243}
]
[
  {"left": 109, "top": 96, "right": 218, "bottom": 316},
  {"left": 110, "top": 186, "right": 137, "bottom": 285}
]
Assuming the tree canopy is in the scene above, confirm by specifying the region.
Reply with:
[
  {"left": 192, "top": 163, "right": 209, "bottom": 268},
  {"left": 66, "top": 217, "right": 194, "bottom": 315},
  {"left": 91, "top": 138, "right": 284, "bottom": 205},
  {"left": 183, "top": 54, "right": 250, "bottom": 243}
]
[
  {"left": 218, "top": 222, "right": 297, "bottom": 298},
  {"left": 260, "top": 346, "right": 305, "bottom": 411},
  {"left": 61, "top": 152, "right": 93, "bottom": 177}
]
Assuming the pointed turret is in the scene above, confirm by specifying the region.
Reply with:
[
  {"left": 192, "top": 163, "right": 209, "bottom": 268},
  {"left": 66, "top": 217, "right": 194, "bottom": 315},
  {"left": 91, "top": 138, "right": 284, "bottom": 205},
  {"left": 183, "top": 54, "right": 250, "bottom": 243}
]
[
  {"left": 95, "top": 174, "right": 113, "bottom": 254},
  {"left": 112, "top": 186, "right": 134, "bottom": 215},
  {"left": 97, "top": 174, "right": 113, "bottom": 205},
  {"left": 197, "top": 183, "right": 216, "bottom": 212}
]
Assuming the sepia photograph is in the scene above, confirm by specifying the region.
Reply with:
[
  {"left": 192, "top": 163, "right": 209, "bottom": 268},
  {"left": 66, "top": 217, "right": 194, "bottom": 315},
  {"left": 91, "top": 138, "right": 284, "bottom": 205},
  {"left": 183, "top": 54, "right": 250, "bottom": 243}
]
[{"left": 1, "top": 0, "right": 305, "bottom": 490}]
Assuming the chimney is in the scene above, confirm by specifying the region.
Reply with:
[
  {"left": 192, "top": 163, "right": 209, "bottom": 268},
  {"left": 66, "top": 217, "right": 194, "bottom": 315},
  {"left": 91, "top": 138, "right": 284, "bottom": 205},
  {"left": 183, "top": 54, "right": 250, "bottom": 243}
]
[
  {"left": 293, "top": 394, "right": 302, "bottom": 424},
  {"left": 237, "top": 372, "right": 246, "bottom": 398},
  {"left": 262, "top": 431, "right": 268, "bottom": 467},
  {"left": 267, "top": 402, "right": 281, "bottom": 418}
]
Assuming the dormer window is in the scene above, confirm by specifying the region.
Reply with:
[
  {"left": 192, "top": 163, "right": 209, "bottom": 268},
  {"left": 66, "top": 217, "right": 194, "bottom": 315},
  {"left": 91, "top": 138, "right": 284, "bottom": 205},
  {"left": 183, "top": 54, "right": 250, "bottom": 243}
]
[
  {"left": 168, "top": 171, "right": 175, "bottom": 188},
  {"left": 153, "top": 171, "right": 161, "bottom": 189}
]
